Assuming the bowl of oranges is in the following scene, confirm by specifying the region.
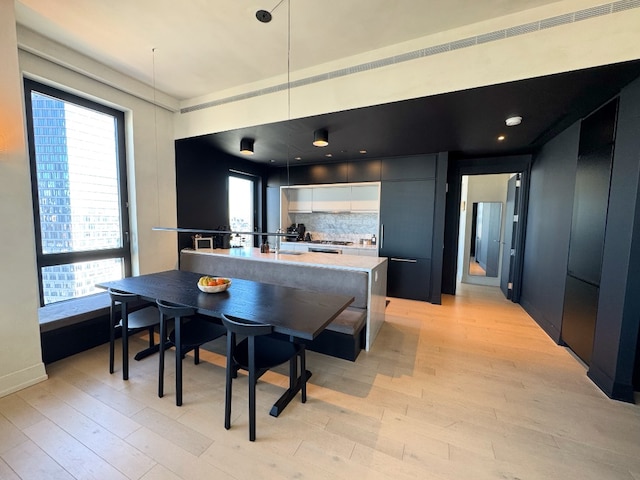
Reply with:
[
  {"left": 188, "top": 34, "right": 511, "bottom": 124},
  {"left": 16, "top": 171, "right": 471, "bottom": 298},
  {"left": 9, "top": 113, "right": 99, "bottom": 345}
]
[{"left": 197, "top": 276, "right": 232, "bottom": 293}]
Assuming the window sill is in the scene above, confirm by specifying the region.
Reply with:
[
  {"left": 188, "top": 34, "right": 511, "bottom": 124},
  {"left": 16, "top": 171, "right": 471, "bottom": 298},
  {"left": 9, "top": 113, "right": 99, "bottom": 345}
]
[{"left": 39, "top": 292, "right": 111, "bottom": 333}]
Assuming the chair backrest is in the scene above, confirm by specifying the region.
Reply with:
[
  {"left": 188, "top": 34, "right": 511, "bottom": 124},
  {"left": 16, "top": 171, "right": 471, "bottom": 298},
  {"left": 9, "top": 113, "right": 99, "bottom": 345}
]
[
  {"left": 221, "top": 314, "right": 273, "bottom": 337},
  {"left": 156, "top": 299, "right": 196, "bottom": 319},
  {"left": 108, "top": 288, "right": 139, "bottom": 304}
]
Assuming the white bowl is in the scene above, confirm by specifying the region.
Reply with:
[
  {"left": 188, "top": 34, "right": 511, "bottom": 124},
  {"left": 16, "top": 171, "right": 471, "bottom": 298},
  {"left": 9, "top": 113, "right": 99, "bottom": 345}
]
[{"left": 197, "top": 278, "right": 231, "bottom": 293}]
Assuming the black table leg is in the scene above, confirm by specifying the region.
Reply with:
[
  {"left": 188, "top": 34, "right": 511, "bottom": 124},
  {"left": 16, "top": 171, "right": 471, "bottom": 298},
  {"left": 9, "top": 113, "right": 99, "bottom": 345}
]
[{"left": 269, "top": 370, "right": 312, "bottom": 417}]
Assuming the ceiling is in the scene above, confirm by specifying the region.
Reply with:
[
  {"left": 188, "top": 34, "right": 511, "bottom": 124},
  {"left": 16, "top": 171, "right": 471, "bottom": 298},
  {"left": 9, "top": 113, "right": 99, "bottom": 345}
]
[
  {"left": 190, "top": 59, "right": 640, "bottom": 165},
  {"left": 15, "top": 0, "right": 561, "bottom": 101},
  {"left": 14, "top": 1, "right": 640, "bottom": 164}
]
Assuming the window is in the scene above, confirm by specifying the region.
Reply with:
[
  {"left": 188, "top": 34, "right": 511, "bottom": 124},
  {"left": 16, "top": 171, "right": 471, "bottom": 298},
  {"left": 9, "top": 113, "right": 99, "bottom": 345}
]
[
  {"left": 228, "top": 172, "right": 256, "bottom": 247},
  {"left": 24, "top": 79, "right": 131, "bottom": 306}
]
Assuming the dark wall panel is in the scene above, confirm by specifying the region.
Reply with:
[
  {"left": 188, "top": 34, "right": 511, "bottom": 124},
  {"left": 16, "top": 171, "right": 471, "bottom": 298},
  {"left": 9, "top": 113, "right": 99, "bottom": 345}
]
[
  {"left": 174, "top": 137, "right": 268, "bottom": 252},
  {"left": 519, "top": 124, "right": 579, "bottom": 342},
  {"left": 589, "top": 77, "right": 640, "bottom": 399}
]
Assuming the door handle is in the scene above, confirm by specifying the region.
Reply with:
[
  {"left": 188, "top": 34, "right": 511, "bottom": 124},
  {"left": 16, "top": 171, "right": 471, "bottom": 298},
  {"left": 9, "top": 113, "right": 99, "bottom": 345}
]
[
  {"left": 380, "top": 224, "right": 384, "bottom": 249},
  {"left": 390, "top": 257, "right": 417, "bottom": 263}
]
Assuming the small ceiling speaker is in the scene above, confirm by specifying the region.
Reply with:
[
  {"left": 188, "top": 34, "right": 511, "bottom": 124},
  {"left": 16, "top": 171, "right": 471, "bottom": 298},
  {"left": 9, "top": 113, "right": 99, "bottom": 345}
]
[
  {"left": 313, "top": 129, "right": 329, "bottom": 147},
  {"left": 240, "top": 138, "right": 254, "bottom": 155},
  {"left": 256, "top": 10, "right": 272, "bottom": 23}
]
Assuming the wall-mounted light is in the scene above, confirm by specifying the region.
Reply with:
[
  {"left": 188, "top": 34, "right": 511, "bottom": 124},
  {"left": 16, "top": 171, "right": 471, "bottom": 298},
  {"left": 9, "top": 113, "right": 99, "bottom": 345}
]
[
  {"left": 240, "top": 138, "right": 254, "bottom": 155},
  {"left": 313, "top": 129, "right": 329, "bottom": 147}
]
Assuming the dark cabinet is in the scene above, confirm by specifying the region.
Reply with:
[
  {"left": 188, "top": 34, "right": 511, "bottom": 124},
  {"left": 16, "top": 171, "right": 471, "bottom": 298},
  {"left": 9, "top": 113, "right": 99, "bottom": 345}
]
[
  {"left": 379, "top": 179, "right": 435, "bottom": 258},
  {"left": 379, "top": 179, "right": 435, "bottom": 301},
  {"left": 284, "top": 162, "right": 348, "bottom": 185},
  {"left": 347, "top": 158, "right": 381, "bottom": 182},
  {"left": 561, "top": 98, "right": 617, "bottom": 364},
  {"left": 307, "top": 162, "right": 348, "bottom": 184},
  {"left": 386, "top": 257, "right": 431, "bottom": 301},
  {"left": 381, "top": 154, "right": 437, "bottom": 180}
]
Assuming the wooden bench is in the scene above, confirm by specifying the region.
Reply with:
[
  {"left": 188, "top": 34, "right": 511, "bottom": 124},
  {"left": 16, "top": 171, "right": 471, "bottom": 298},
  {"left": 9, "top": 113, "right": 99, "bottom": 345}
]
[{"left": 180, "top": 251, "right": 369, "bottom": 361}]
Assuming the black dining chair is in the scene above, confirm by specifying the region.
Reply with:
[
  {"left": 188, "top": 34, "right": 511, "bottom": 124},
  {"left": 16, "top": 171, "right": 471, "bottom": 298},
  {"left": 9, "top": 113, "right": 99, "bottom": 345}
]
[
  {"left": 220, "top": 313, "right": 307, "bottom": 441},
  {"left": 156, "top": 300, "right": 227, "bottom": 406},
  {"left": 108, "top": 288, "right": 160, "bottom": 380}
]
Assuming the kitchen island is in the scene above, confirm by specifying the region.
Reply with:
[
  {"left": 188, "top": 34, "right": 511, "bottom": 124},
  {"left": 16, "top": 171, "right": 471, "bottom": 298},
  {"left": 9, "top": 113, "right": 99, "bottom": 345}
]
[{"left": 180, "top": 247, "right": 387, "bottom": 354}]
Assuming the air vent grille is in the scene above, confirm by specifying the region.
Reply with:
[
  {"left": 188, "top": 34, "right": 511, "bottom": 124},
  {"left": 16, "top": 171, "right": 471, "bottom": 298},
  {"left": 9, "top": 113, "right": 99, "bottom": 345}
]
[{"left": 181, "top": 1, "right": 640, "bottom": 114}]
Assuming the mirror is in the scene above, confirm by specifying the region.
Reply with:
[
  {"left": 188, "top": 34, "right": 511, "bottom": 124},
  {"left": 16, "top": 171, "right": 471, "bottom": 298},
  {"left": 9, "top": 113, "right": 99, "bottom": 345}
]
[{"left": 469, "top": 202, "right": 502, "bottom": 277}]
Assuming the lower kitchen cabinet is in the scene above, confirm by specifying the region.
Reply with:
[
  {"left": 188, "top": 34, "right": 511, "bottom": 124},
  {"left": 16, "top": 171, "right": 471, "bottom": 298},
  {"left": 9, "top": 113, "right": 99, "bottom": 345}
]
[{"left": 386, "top": 256, "right": 431, "bottom": 301}]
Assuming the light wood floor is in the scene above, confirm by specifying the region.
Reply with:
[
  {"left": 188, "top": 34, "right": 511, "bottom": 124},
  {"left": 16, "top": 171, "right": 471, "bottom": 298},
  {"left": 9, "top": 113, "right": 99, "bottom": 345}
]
[{"left": 2, "top": 284, "right": 640, "bottom": 480}]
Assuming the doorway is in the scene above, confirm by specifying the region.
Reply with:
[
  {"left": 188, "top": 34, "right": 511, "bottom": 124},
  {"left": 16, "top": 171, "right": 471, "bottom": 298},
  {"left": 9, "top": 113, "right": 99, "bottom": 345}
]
[
  {"left": 442, "top": 154, "right": 531, "bottom": 300},
  {"left": 457, "top": 174, "right": 513, "bottom": 291}
]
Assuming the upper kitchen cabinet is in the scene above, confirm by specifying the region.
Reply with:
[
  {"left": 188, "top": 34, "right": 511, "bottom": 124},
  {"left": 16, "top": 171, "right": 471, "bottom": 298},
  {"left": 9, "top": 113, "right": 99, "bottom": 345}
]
[
  {"left": 288, "top": 187, "right": 313, "bottom": 212},
  {"left": 308, "top": 162, "right": 349, "bottom": 184},
  {"left": 350, "top": 184, "right": 379, "bottom": 212},
  {"left": 312, "top": 186, "right": 351, "bottom": 212},
  {"left": 348, "top": 158, "right": 382, "bottom": 182},
  {"left": 381, "top": 154, "right": 437, "bottom": 180}
]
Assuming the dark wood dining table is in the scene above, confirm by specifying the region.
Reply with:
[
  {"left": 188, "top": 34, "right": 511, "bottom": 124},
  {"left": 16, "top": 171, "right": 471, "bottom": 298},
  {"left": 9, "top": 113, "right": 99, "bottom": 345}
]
[{"left": 98, "top": 269, "right": 354, "bottom": 415}]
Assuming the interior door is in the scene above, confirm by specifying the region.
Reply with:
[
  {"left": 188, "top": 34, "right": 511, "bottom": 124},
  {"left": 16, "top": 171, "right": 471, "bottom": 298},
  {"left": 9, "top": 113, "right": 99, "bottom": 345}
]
[{"left": 500, "top": 175, "right": 518, "bottom": 298}]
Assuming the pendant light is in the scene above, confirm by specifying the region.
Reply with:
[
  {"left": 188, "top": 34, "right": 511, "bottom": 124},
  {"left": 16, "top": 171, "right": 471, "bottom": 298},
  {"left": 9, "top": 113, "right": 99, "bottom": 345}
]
[
  {"left": 313, "top": 128, "right": 328, "bottom": 147},
  {"left": 240, "top": 138, "right": 254, "bottom": 155}
]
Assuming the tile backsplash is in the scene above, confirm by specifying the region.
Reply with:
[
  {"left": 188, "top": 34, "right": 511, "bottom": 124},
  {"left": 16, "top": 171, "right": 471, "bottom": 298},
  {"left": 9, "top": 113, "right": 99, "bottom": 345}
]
[{"left": 288, "top": 212, "right": 378, "bottom": 243}]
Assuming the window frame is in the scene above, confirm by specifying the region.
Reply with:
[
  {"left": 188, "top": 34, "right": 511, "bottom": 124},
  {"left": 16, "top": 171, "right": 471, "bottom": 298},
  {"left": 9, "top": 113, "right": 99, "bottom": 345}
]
[
  {"left": 228, "top": 169, "right": 259, "bottom": 247},
  {"left": 23, "top": 78, "right": 132, "bottom": 306}
]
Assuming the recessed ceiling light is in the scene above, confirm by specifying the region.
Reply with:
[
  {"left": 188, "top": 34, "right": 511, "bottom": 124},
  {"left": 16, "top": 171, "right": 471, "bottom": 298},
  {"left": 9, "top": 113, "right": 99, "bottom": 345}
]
[
  {"left": 505, "top": 116, "right": 522, "bottom": 127},
  {"left": 325, "top": 153, "right": 332, "bottom": 157},
  {"left": 294, "top": 156, "right": 301, "bottom": 161},
  {"left": 498, "top": 135, "right": 506, "bottom": 141},
  {"left": 359, "top": 150, "right": 367, "bottom": 154}
]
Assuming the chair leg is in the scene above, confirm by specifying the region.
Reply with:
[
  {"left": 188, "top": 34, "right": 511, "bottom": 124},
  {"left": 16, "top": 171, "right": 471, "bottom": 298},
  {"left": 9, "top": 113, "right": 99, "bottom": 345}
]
[
  {"left": 109, "top": 309, "right": 115, "bottom": 374},
  {"left": 158, "top": 314, "right": 165, "bottom": 398},
  {"left": 175, "top": 316, "right": 183, "bottom": 406},
  {"left": 248, "top": 364, "right": 257, "bottom": 442},
  {"left": 122, "top": 310, "right": 129, "bottom": 381},
  {"left": 224, "top": 333, "right": 234, "bottom": 431},
  {"left": 194, "top": 347, "right": 200, "bottom": 365}
]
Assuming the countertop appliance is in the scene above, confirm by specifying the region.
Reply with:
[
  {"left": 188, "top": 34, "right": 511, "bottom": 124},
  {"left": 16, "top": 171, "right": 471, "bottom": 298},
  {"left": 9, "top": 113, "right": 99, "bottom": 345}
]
[{"left": 286, "top": 223, "right": 306, "bottom": 241}]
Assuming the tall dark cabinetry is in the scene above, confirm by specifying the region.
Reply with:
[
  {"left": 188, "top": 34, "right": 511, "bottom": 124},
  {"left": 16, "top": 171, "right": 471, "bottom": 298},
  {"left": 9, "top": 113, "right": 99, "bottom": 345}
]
[
  {"left": 561, "top": 99, "right": 618, "bottom": 364},
  {"left": 379, "top": 155, "right": 437, "bottom": 302}
]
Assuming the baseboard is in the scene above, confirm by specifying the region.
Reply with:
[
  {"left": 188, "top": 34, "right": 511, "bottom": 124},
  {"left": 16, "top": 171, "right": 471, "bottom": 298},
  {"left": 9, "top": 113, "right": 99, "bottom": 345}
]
[
  {"left": 587, "top": 364, "right": 636, "bottom": 403},
  {"left": 0, "top": 362, "right": 48, "bottom": 398},
  {"left": 519, "top": 298, "right": 562, "bottom": 344}
]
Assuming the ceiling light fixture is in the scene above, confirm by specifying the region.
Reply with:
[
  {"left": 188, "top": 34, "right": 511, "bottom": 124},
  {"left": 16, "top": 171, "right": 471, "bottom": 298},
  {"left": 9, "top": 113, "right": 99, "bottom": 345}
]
[
  {"left": 313, "top": 129, "right": 329, "bottom": 147},
  {"left": 505, "top": 115, "right": 522, "bottom": 127},
  {"left": 240, "top": 138, "right": 254, "bottom": 155},
  {"left": 498, "top": 135, "right": 506, "bottom": 141}
]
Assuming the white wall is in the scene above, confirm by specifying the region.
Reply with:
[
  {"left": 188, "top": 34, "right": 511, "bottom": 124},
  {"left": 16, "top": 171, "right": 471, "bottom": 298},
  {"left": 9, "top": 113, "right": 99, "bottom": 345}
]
[
  {"left": 0, "top": 6, "right": 181, "bottom": 396},
  {"left": 174, "top": 0, "right": 640, "bottom": 139},
  {"left": 460, "top": 174, "right": 513, "bottom": 287},
  {"left": 0, "top": 0, "right": 47, "bottom": 396}
]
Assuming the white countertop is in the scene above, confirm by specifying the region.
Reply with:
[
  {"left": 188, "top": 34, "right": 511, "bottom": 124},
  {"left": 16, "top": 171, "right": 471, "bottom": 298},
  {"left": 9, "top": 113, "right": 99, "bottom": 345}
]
[{"left": 184, "top": 247, "right": 386, "bottom": 272}]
